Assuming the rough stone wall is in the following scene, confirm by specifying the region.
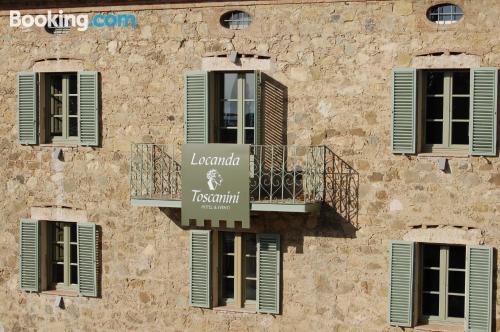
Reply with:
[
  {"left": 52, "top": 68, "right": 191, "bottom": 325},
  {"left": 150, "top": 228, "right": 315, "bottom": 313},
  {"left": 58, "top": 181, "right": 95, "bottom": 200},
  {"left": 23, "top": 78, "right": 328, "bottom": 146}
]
[{"left": 0, "top": 1, "right": 499, "bottom": 331}]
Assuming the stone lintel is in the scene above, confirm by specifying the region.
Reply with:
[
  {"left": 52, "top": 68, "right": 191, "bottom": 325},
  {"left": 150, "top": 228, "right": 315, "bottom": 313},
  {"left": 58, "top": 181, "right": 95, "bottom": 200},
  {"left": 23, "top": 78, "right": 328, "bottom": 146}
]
[
  {"left": 30, "top": 206, "right": 88, "bottom": 223},
  {"left": 32, "top": 59, "right": 85, "bottom": 72},
  {"left": 411, "top": 54, "right": 481, "bottom": 69},
  {"left": 403, "top": 226, "right": 483, "bottom": 245},
  {"left": 201, "top": 56, "right": 272, "bottom": 72}
]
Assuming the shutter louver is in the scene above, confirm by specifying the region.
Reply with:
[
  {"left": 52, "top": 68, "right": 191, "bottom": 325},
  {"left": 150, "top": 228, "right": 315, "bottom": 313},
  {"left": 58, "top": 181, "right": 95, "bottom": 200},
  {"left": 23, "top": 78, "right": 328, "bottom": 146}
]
[
  {"left": 470, "top": 68, "right": 497, "bottom": 156},
  {"left": 190, "top": 230, "right": 211, "bottom": 308},
  {"left": 257, "top": 233, "right": 280, "bottom": 314},
  {"left": 78, "top": 72, "right": 99, "bottom": 146},
  {"left": 19, "top": 219, "right": 40, "bottom": 292},
  {"left": 254, "top": 70, "right": 262, "bottom": 145},
  {"left": 17, "top": 73, "right": 38, "bottom": 145},
  {"left": 388, "top": 241, "right": 414, "bottom": 327},
  {"left": 465, "top": 246, "right": 492, "bottom": 332},
  {"left": 392, "top": 68, "right": 416, "bottom": 154},
  {"left": 185, "top": 71, "right": 208, "bottom": 144},
  {"left": 77, "top": 222, "right": 98, "bottom": 297}
]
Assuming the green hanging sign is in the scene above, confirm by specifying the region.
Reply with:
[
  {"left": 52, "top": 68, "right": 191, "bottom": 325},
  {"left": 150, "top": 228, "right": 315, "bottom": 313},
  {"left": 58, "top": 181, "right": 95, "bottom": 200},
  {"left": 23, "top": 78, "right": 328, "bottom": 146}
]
[{"left": 181, "top": 144, "right": 250, "bottom": 228}]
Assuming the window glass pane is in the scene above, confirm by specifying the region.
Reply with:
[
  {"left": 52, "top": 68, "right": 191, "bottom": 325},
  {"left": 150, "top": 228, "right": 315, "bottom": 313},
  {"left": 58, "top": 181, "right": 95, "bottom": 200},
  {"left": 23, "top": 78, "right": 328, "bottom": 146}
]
[
  {"left": 426, "top": 97, "right": 443, "bottom": 119},
  {"left": 423, "top": 269, "right": 439, "bottom": 292},
  {"left": 451, "top": 122, "right": 469, "bottom": 145},
  {"left": 222, "top": 254, "right": 234, "bottom": 276},
  {"left": 69, "top": 96, "right": 78, "bottom": 115},
  {"left": 423, "top": 244, "right": 440, "bottom": 267},
  {"left": 245, "top": 280, "right": 256, "bottom": 301},
  {"left": 220, "top": 129, "right": 237, "bottom": 143},
  {"left": 223, "top": 73, "right": 238, "bottom": 99},
  {"left": 245, "top": 101, "right": 255, "bottom": 127},
  {"left": 244, "top": 73, "right": 255, "bottom": 99},
  {"left": 244, "top": 129, "right": 254, "bottom": 144},
  {"left": 68, "top": 74, "right": 77, "bottom": 94},
  {"left": 452, "top": 97, "right": 469, "bottom": 119},
  {"left": 70, "top": 265, "right": 78, "bottom": 285},
  {"left": 221, "top": 102, "right": 238, "bottom": 127},
  {"left": 427, "top": 72, "right": 444, "bottom": 95},
  {"left": 71, "top": 244, "right": 78, "bottom": 264},
  {"left": 53, "top": 243, "right": 64, "bottom": 261},
  {"left": 222, "top": 277, "right": 234, "bottom": 300},
  {"left": 69, "top": 118, "right": 78, "bottom": 137},
  {"left": 453, "top": 72, "right": 470, "bottom": 95},
  {"left": 449, "top": 246, "right": 466, "bottom": 269},
  {"left": 51, "top": 75, "right": 63, "bottom": 94},
  {"left": 54, "top": 223, "right": 64, "bottom": 242},
  {"left": 51, "top": 96, "right": 63, "bottom": 115},
  {"left": 245, "top": 234, "right": 256, "bottom": 255},
  {"left": 422, "top": 293, "right": 439, "bottom": 316},
  {"left": 448, "top": 295, "right": 465, "bottom": 318},
  {"left": 245, "top": 257, "right": 256, "bottom": 278},
  {"left": 425, "top": 122, "right": 443, "bottom": 144},
  {"left": 70, "top": 223, "right": 77, "bottom": 243},
  {"left": 448, "top": 271, "right": 465, "bottom": 294},
  {"left": 53, "top": 264, "right": 64, "bottom": 283},
  {"left": 222, "top": 232, "right": 235, "bottom": 253}
]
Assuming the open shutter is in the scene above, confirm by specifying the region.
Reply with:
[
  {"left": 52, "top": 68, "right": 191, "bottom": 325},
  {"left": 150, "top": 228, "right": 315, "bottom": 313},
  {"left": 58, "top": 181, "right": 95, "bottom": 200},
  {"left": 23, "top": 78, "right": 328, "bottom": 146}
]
[
  {"left": 257, "top": 233, "right": 280, "bottom": 314},
  {"left": 77, "top": 222, "right": 98, "bottom": 297},
  {"left": 465, "top": 246, "right": 493, "bottom": 332},
  {"left": 388, "top": 241, "right": 414, "bottom": 327},
  {"left": 185, "top": 71, "right": 208, "bottom": 144},
  {"left": 19, "top": 219, "right": 40, "bottom": 292},
  {"left": 17, "top": 72, "right": 38, "bottom": 145},
  {"left": 254, "top": 70, "right": 262, "bottom": 145},
  {"left": 392, "top": 68, "right": 416, "bottom": 154},
  {"left": 190, "top": 230, "right": 211, "bottom": 308},
  {"left": 78, "top": 71, "right": 99, "bottom": 146},
  {"left": 470, "top": 68, "right": 497, "bottom": 156}
]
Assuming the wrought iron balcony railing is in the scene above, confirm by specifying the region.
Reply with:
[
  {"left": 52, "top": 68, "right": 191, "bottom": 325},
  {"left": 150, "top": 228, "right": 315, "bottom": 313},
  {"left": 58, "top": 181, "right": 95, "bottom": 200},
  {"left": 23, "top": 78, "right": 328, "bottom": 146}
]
[{"left": 130, "top": 144, "right": 358, "bottom": 222}]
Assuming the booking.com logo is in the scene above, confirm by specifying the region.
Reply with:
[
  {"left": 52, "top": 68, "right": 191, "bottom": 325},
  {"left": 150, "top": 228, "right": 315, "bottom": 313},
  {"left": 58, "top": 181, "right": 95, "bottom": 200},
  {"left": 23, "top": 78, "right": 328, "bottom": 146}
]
[{"left": 10, "top": 10, "right": 136, "bottom": 32}]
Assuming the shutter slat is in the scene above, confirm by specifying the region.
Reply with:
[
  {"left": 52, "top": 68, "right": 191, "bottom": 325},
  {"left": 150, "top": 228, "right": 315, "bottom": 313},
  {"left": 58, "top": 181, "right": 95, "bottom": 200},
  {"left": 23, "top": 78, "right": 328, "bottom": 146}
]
[
  {"left": 19, "top": 219, "right": 39, "bottom": 292},
  {"left": 257, "top": 234, "right": 280, "bottom": 314},
  {"left": 185, "top": 72, "right": 208, "bottom": 144},
  {"left": 78, "top": 72, "right": 99, "bottom": 146},
  {"left": 392, "top": 69, "right": 416, "bottom": 154},
  {"left": 470, "top": 68, "right": 497, "bottom": 156},
  {"left": 190, "top": 230, "right": 211, "bottom": 308},
  {"left": 77, "top": 223, "right": 98, "bottom": 297},
  {"left": 388, "top": 241, "right": 414, "bottom": 327},
  {"left": 465, "top": 246, "right": 492, "bottom": 332},
  {"left": 17, "top": 73, "right": 38, "bottom": 144}
]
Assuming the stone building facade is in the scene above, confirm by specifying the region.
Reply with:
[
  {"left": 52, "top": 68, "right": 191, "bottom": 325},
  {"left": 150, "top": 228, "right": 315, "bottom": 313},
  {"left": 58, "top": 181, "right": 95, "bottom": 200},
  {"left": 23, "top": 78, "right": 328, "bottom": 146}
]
[{"left": 0, "top": 0, "right": 499, "bottom": 331}]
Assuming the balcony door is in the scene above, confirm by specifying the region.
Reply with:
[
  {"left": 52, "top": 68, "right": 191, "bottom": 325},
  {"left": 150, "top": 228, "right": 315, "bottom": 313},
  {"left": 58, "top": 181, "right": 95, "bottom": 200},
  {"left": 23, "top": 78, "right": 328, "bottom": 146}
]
[{"left": 216, "top": 72, "right": 256, "bottom": 144}]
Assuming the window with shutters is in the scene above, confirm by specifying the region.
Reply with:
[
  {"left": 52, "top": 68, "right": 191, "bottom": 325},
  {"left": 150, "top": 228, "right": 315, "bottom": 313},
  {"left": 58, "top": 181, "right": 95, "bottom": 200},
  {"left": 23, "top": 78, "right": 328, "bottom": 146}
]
[
  {"left": 420, "top": 244, "right": 465, "bottom": 324},
  {"left": 215, "top": 72, "right": 256, "bottom": 144},
  {"left": 49, "top": 222, "right": 78, "bottom": 291},
  {"left": 219, "top": 232, "right": 257, "bottom": 310},
  {"left": 421, "top": 70, "right": 470, "bottom": 153}
]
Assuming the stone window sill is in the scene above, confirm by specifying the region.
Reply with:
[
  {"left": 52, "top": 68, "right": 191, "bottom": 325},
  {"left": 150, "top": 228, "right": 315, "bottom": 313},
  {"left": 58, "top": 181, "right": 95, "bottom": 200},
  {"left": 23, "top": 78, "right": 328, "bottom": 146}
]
[
  {"left": 415, "top": 323, "right": 464, "bottom": 332},
  {"left": 213, "top": 305, "right": 256, "bottom": 314},
  {"left": 41, "top": 290, "right": 79, "bottom": 297},
  {"left": 417, "top": 152, "right": 469, "bottom": 158}
]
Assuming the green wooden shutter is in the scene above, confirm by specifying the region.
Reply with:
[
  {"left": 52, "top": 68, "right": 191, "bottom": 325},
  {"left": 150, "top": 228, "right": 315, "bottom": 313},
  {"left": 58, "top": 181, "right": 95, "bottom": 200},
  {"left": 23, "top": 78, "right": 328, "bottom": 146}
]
[
  {"left": 78, "top": 72, "right": 99, "bottom": 146},
  {"left": 77, "top": 222, "right": 98, "bottom": 297},
  {"left": 185, "top": 71, "right": 208, "bottom": 144},
  {"left": 190, "top": 230, "right": 211, "bottom": 308},
  {"left": 465, "top": 246, "right": 493, "bottom": 332},
  {"left": 392, "top": 68, "right": 416, "bottom": 154},
  {"left": 470, "top": 68, "right": 497, "bottom": 156},
  {"left": 19, "top": 219, "right": 40, "bottom": 292},
  {"left": 17, "top": 72, "right": 38, "bottom": 145},
  {"left": 257, "top": 233, "right": 280, "bottom": 314},
  {"left": 254, "top": 70, "right": 262, "bottom": 145},
  {"left": 388, "top": 241, "right": 414, "bottom": 327}
]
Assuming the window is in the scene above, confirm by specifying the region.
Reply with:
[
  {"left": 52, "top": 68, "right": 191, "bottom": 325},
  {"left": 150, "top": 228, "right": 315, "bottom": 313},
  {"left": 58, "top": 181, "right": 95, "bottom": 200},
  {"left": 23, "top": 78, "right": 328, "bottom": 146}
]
[
  {"left": 219, "top": 232, "right": 256, "bottom": 309},
  {"left": 216, "top": 72, "right": 255, "bottom": 144},
  {"left": 220, "top": 11, "right": 252, "bottom": 30},
  {"left": 17, "top": 71, "right": 99, "bottom": 146},
  {"left": 19, "top": 219, "right": 99, "bottom": 296},
  {"left": 421, "top": 244, "right": 466, "bottom": 323},
  {"left": 423, "top": 70, "right": 470, "bottom": 152},
  {"left": 46, "top": 73, "right": 79, "bottom": 142},
  {"left": 427, "top": 4, "right": 463, "bottom": 24},
  {"left": 49, "top": 222, "right": 78, "bottom": 291}
]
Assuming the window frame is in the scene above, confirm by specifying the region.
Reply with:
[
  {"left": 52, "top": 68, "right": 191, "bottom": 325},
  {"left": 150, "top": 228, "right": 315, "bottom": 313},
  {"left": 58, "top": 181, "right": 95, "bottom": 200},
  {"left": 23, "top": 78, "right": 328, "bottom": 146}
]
[
  {"left": 420, "top": 69, "right": 470, "bottom": 153},
  {"left": 426, "top": 4, "right": 464, "bottom": 25},
  {"left": 48, "top": 221, "right": 78, "bottom": 292},
  {"left": 44, "top": 72, "right": 80, "bottom": 144},
  {"left": 217, "top": 231, "right": 257, "bottom": 311},
  {"left": 418, "top": 243, "right": 466, "bottom": 325}
]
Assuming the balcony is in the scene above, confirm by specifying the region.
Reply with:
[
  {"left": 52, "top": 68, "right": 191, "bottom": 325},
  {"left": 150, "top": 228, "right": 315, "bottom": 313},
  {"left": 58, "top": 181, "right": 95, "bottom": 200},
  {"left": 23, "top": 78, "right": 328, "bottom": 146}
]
[{"left": 130, "top": 144, "right": 358, "bottom": 221}]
